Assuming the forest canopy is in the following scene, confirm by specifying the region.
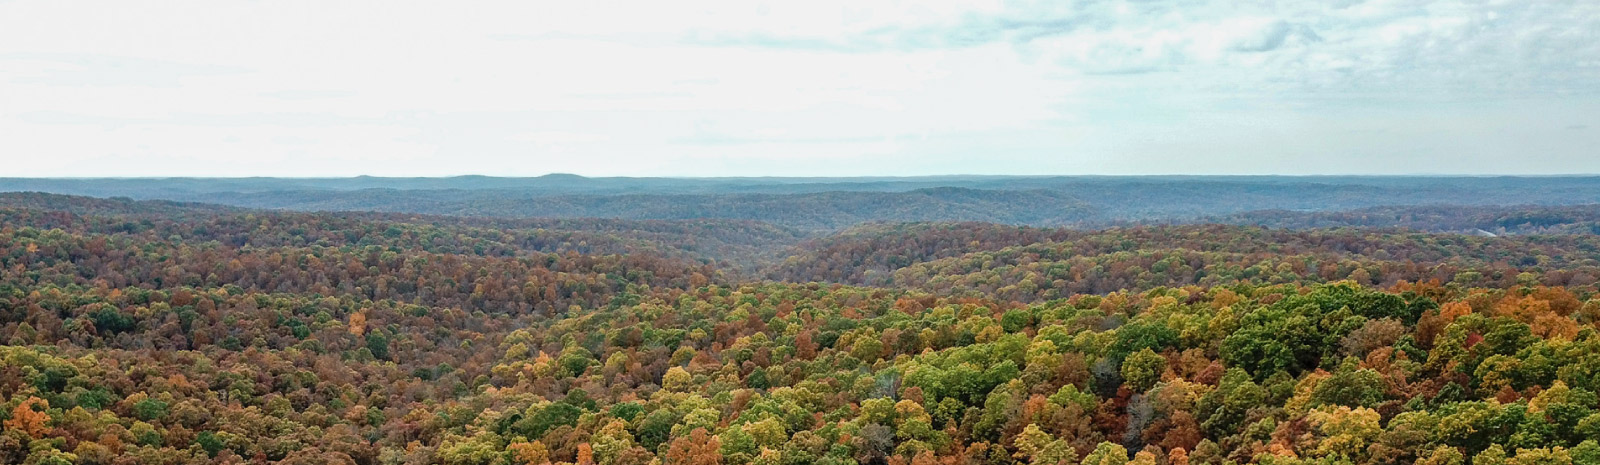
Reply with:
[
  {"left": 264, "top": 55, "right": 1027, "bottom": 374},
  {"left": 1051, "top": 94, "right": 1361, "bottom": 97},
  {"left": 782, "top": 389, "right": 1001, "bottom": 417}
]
[{"left": 2, "top": 192, "right": 1600, "bottom": 465}]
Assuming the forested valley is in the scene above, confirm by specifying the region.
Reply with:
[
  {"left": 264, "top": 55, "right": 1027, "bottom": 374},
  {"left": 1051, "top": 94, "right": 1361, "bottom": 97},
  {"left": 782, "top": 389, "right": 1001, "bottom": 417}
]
[{"left": 6, "top": 191, "right": 1600, "bottom": 465}]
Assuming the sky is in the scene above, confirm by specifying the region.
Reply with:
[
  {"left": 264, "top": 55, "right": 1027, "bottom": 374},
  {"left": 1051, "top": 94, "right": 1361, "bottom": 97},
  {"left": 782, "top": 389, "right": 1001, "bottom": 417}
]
[{"left": 2, "top": 0, "right": 1598, "bottom": 177}]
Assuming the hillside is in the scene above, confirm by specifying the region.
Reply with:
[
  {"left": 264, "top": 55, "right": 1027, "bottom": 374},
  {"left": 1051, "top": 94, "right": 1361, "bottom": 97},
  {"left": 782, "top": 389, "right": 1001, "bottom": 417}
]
[
  {"left": 185, "top": 187, "right": 1097, "bottom": 231},
  {"left": 1200, "top": 204, "right": 1600, "bottom": 235},
  {"left": 8, "top": 176, "right": 1600, "bottom": 230},
  {"left": 0, "top": 193, "right": 808, "bottom": 270},
  {"left": 2, "top": 194, "right": 1600, "bottom": 465},
  {"left": 769, "top": 221, "right": 1600, "bottom": 291}
]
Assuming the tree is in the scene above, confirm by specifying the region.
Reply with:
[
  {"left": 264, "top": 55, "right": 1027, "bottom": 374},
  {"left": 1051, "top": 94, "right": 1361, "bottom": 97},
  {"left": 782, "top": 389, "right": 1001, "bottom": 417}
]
[
  {"left": 664, "top": 367, "right": 695, "bottom": 392},
  {"left": 1415, "top": 446, "right": 1465, "bottom": 465},
  {"left": 591, "top": 420, "right": 636, "bottom": 464},
  {"left": 1310, "top": 359, "right": 1386, "bottom": 408},
  {"left": 1573, "top": 440, "right": 1600, "bottom": 465},
  {"left": 4, "top": 397, "right": 50, "bottom": 438},
  {"left": 1122, "top": 349, "right": 1167, "bottom": 393},
  {"left": 1339, "top": 318, "right": 1405, "bottom": 357},
  {"left": 1081, "top": 442, "right": 1129, "bottom": 465},
  {"left": 1015, "top": 424, "right": 1076, "bottom": 464},
  {"left": 1506, "top": 447, "right": 1572, "bottom": 465},
  {"left": 576, "top": 443, "right": 596, "bottom": 465},
  {"left": 1308, "top": 406, "right": 1381, "bottom": 460},
  {"left": 664, "top": 428, "right": 722, "bottom": 465},
  {"left": 508, "top": 441, "right": 551, "bottom": 465},
  {"left": 1475, "top": 445, "right": 1508, "bottom": 465}
]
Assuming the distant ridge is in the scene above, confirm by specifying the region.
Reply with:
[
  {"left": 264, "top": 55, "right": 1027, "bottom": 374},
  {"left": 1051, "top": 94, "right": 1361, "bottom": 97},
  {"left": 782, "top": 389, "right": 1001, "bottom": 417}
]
[{"left": 4, "top": 176, "right": 1600, "bottom": 230}]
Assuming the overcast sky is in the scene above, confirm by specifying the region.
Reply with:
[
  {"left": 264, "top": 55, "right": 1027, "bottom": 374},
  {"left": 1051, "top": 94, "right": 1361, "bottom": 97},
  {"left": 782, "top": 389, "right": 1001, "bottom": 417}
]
[{"left": 3, "top": 1, "right": 1598, "bottom": 177}]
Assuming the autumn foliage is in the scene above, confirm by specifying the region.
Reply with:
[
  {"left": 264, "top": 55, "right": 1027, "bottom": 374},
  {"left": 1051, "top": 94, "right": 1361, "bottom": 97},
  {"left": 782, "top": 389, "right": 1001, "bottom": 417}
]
[{"left": 3, "top": 194, "right": 1600, "bottom": 465}]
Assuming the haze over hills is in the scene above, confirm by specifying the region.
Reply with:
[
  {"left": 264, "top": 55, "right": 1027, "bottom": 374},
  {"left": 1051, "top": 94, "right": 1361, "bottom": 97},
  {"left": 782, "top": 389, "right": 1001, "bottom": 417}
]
[
  {"left": 5, "top": 175, "right": 1600, "bottom": 230},
  {"left": 8, "top": 190, "right": 1600, "bottom": 274}
]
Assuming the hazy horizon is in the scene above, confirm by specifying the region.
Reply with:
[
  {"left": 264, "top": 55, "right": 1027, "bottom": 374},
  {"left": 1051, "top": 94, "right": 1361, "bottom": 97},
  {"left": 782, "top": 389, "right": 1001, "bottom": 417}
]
[{"left": 9, "top": 173, "right": 1600, "bottom": 180}]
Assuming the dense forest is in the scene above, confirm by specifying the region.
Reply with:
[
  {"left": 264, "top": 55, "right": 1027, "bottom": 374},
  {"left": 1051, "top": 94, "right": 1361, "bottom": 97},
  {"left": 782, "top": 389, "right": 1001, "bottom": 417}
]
[
  {"left": 9, "top": 176, "right": 1600, "bottom": 228},
  {"left": 5, "top": 191, "right": 1600, "bottom": 465}
]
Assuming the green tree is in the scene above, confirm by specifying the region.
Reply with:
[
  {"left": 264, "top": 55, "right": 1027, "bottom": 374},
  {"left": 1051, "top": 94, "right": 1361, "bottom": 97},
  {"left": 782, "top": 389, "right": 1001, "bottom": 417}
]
[{"left": 1122, "top": 348, "right": 1167, "bottom": 393}]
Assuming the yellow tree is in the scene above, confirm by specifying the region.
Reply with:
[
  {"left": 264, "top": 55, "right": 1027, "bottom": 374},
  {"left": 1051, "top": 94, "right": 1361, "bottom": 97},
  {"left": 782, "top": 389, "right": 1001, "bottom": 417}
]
[
  {"left": 1307, "top": 406, "right": 1381, "bottom": 460},
  {"left": 1080, "top": 442, "right": 1128, "bottom": 465}
]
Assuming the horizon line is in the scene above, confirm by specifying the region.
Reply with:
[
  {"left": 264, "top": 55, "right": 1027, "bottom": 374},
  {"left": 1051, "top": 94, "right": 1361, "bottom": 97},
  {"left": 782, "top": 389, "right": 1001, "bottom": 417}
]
[{"left": 8, "top": 173, "right": 1600, "bottom": 180}]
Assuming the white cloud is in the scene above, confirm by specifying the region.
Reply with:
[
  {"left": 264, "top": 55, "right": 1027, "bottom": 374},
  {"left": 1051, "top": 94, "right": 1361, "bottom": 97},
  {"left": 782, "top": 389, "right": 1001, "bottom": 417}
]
[{"left": 1, "top": 0, "right": 1597, "bottom": 177}]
